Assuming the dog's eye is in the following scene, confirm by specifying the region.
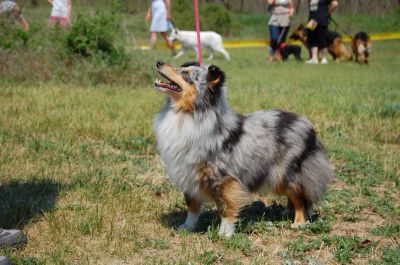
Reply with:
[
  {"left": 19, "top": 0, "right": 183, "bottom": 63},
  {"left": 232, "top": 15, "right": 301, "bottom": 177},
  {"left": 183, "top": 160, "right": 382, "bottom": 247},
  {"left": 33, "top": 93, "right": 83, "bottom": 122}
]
[{"left": 181, "top": 70, "right": 189, "bottom": 76}]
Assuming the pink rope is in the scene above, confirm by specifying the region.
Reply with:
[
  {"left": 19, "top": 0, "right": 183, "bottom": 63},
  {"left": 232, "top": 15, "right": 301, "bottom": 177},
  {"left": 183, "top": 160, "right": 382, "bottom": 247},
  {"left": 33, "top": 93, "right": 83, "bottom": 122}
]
[{"left": 193, "top": 0, "right": 203, "bottom": 64}]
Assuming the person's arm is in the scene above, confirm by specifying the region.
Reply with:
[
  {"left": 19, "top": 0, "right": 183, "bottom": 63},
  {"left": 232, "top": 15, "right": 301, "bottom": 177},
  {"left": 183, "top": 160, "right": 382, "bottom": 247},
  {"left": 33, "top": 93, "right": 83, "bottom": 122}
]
[
  {"left": 67, "top": 0, "right": 72, "bottom": 21},
  {"left": 329, "top": 0, "right": 338, "bottom": 15},
  {"left": 145, "top": 6, "right": 151, "bottom": 22},
  {"left": 18, "top": 14, "right": 30, "bottom": 32},
  {"left": 266, "top": 0, "right": 275, "bottom": 5},
  {"left": 166, "top": 0, "right": 172, "bottom": 20},
  {"left": 47, "top": 0, "right": 53, "bottom": 5},
  {"left": 289, "top": 0, "right": 295, "bottom": 16}
]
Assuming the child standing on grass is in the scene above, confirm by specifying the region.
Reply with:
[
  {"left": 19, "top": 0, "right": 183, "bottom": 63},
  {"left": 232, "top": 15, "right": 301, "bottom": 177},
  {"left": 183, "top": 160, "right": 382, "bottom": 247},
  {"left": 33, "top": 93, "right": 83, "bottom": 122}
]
[
  {"left": 0, "top": 1, "right": 29, "bottom": 32},
  {"left": 47, "top": 0, "right": 72, "bottom": 28},
  {"left": 145, "top": 0, "right": 175, "bottom": 55}
]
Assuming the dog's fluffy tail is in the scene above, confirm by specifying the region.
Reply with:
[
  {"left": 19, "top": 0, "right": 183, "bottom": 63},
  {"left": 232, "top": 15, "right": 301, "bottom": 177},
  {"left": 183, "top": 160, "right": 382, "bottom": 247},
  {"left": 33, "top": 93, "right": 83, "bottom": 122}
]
[{"left": 300, "top": 145, "right": 334, "bottom": 203}]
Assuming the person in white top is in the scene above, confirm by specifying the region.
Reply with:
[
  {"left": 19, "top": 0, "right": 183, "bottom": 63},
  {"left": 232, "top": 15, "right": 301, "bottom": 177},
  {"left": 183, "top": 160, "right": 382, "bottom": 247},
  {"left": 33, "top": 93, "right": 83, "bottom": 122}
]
[
  {"left": 47, "top": 0, "right": 72, "bottom": 28},
  {"left": 0, "top": 1, "right": 29, "bottom": 32}
]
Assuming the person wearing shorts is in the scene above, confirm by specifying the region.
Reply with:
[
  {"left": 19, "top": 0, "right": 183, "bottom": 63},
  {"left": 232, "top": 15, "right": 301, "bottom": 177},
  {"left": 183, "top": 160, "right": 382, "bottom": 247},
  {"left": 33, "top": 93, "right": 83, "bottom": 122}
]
[
  {"left": 266, "top": 0, "right": 295, "bottom": 63},
  {"left": 306, "top": 0, "right": 338, "bottom": 64},
  {"left": 0, "top": 1, "right": 29, "bottom": 32},
  {"left": 145, "top": 0, "right": 175, "bottom": 55},
  {"left": 47, "top": 0, "right": 72, "bottom": 28}
]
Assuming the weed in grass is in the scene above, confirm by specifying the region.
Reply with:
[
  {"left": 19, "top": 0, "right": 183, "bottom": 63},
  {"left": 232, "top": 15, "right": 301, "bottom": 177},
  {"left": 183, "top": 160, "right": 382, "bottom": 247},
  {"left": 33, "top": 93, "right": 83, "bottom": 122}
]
[
  {"left": 199, "top": 250, "right": 224, "bottom": 264},
  {"left": 223, "top": 234, "right": 252, "bottom": 256},
  {"left": 306, "top": 219, "right": 333, "bottom": 234},
  {"left": 322, "top": 235, "right": 376, "bottom": 264},
  {"left": 371, "top": 223, "right": 400, "bottom": 237},
  {"left": 288, "top": 236, "right": 322, "bottom": 253},
  {"left": 381, "top": 246, "right": 400, "bottom": 265}
]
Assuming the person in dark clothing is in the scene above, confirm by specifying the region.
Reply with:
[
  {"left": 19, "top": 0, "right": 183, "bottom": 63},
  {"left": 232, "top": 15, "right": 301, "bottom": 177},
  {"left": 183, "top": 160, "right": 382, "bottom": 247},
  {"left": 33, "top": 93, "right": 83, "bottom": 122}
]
[{"left": 306, "top": 0, "right": 338, "bottom": 64}]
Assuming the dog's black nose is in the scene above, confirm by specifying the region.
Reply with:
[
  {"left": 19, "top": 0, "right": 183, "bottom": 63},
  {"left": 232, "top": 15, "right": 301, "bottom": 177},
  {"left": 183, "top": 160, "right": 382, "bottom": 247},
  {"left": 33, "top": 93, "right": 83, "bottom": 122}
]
[{"left": 156, "top": 61, "right": 164, "bottom": 68}]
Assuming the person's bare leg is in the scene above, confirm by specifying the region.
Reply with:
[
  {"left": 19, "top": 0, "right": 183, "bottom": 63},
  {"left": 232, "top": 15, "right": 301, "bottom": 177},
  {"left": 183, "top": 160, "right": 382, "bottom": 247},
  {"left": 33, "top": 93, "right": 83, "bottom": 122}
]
[
  {"left": 306, "top": 47, "right": 319, "bottom": 64},
  {"left": 320, "top": 48, "right": 329, "bottom": 64},
  {"left": 150, "top": 32, "right": 158, "bottom": 49},
  {"left": 161, "top": 31, "right": 176, "bottom": 55}
]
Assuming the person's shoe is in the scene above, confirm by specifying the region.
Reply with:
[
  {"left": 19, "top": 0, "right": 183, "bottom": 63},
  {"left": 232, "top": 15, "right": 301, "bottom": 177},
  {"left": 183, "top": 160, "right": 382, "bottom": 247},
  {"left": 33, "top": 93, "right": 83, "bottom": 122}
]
[
  {"left": 0, "top": 256, "right": 11, "bottom": 265},
  {"left": 305, "top": 58, "right": 319, "bottom": 64},
  {"left": 320, "top": 58, "right": 328, "bottom": 64},
  {"left": 0, "top": 229, "right": 27, "bottom": 249}
]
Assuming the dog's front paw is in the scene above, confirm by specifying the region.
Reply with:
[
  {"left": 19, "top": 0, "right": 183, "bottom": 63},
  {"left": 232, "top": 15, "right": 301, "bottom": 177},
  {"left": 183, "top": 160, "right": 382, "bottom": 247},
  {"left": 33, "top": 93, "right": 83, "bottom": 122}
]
[
  {"left": 290, "top": 221, "right": 310, "bottom": 229},
  {"left": 178, "top": 223, "right": 196, "bottom": 232},
  {"left": 178, "top": 212, "right": 200, "bottom": 232},
  {"left": 218, "top": 218, "right": 236, "bottom": 238}
]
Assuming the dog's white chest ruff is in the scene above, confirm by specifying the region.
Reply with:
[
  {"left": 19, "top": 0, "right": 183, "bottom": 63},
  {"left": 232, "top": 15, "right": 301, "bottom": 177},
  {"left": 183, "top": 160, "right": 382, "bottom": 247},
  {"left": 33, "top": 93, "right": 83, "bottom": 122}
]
[{"left": 154, "top": 111, "right": 208, "bottom": 198}]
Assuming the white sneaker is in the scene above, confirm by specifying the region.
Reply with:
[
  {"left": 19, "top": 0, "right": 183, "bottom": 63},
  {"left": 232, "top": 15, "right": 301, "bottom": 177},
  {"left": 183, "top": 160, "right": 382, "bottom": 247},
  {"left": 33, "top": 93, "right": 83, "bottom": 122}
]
[
  {"left": 306, "top": 59, "right": 319, "bottom": 64},
  {"left": 320, "top": 58, "right": 328, "bottom": 64}
]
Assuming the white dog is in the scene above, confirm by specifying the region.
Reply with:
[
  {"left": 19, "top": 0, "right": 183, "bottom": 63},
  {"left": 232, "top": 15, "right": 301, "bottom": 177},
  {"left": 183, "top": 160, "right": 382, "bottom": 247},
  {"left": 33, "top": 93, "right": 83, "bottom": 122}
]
[{"left": 169, "top": 28, "right": 230, "bottom": 60}]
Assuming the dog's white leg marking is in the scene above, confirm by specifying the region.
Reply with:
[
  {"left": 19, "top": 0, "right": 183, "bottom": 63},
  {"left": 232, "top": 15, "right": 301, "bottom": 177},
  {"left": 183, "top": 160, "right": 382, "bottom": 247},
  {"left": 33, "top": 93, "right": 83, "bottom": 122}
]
[
  {"left": 179, "top": 211, "right": 201, "bottom": 231},
  {"left": 174, "top": 48, "right": 186, "bottom": 59},
  {"left": 206, "top": 48, "right": 215, "bottom": 60},
  {"left": 218, "top": 218, "right": 236, "bottom": 238},
  {"left": 215, "top": 47, "right": 230, "bottom": 60}
]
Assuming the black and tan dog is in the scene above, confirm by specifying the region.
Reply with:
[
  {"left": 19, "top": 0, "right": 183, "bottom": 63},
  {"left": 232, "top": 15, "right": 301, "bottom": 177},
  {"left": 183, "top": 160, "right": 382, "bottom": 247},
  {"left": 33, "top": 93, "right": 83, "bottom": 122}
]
[
  {"left": 352, "top": 32, "right": 371, "bottom": 64},
  {"left": 290, "top": 24, "right": 352, "bottom": 62}
]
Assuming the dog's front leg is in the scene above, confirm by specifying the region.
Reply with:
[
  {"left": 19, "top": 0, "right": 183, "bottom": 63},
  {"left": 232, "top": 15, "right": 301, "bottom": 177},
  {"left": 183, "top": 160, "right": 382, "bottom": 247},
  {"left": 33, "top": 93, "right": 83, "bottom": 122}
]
[
  {"left": 174, "top": 48, "right": 186, "bottom": 59},
  {"left": 217, "top": 177, "right": 249, "bottom": 238},
  {"left": 179, "top": 193, "right": 201, "bottom": 231}
]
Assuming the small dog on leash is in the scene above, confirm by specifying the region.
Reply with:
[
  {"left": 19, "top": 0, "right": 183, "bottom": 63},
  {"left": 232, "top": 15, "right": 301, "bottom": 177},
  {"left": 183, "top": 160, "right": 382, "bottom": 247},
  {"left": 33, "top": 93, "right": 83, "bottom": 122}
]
[
  {"left": 280, "top": 43, "right": 302, "bottom": 61},
  {"left": 168, "top": 28, "right": 230, "bottom": 60},
  {"left": 352, "top": 32, "right": 371, "bottom": 64},
  {"left": 153, "top": 61, "right": 333, "bottom": 238}
]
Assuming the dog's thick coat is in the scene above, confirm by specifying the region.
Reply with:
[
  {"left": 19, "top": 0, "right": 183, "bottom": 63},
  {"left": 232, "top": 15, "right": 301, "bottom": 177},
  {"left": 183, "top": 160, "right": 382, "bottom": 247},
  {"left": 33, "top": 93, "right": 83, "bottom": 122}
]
[
  {"left": 169, "top": 29, "right": 230, "bottom": 60},
  {"left": 352, "top": 32, "right": 371, "bottom": 64},
  {"left": 153, "top": 61, "right": 333, "bottom": 237}
]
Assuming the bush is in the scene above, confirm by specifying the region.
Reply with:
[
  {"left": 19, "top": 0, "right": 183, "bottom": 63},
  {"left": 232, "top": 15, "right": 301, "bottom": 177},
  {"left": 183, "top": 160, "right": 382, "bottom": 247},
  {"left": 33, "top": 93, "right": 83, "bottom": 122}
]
[
  {"left": 0, "top": 18, "right": 29, "bottom": 49},
  {"left": 65, "top": 11, "right": 124, "bottom": 63},
  {"left": 200, "top": 3, "right": 233, "bottom": 35},
  {"left": 172, "top": 1, "right": 236, "bottom": 35}
]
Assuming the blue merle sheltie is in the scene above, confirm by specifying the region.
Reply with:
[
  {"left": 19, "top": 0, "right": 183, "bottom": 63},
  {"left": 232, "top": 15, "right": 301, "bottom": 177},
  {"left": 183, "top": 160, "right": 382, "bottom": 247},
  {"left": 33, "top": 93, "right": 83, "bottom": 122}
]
[{"left": 153, "top": 61, "right": 333, "bottom": 238}]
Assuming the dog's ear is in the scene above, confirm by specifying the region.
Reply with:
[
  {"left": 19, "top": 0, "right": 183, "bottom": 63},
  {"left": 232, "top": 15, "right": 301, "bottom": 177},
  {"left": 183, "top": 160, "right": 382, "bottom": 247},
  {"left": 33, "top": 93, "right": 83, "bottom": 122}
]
[{"left": 207, "top": 65, "right": 225, "bottom": 88}]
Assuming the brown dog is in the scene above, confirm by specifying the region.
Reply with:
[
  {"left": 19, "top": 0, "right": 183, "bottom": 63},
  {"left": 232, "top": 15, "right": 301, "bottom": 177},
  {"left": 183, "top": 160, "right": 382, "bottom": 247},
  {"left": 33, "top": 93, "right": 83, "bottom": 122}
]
[
  {"left": 352, "top": 32, "right": 371, "bottom": 64},
  {"left": 290, "top": 24, "right": 352, "bottom": 63}
]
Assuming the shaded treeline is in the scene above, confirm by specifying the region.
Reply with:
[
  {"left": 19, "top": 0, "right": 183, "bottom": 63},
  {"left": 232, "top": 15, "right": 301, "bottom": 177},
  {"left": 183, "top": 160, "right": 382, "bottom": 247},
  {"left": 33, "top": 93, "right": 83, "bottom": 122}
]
[{"left": 21, "top": 0, "right": 400, "bottom": 15}]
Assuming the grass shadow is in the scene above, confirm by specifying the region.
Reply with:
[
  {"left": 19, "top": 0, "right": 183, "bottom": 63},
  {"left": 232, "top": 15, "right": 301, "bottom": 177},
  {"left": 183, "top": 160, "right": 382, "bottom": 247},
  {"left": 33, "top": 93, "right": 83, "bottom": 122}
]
[
  {"left": 160, "top": 200, "right": 318, "bottom": 234},
  {"left": 0, "top": 179, "right": 63, "bottom": 229}
]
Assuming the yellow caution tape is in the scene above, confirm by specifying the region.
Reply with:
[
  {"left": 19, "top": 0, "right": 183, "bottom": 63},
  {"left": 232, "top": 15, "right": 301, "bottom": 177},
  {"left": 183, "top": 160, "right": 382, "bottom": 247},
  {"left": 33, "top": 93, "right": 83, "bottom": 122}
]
[{"left": 139, "top": 31, "right": 400, "bottom": 50}]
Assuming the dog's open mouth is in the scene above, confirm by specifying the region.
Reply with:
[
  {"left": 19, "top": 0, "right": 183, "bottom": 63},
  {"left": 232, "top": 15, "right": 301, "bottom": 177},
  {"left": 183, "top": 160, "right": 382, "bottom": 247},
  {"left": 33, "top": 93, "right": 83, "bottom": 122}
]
[{"left": 154, "top": 73, "right": 182, "bottom": 93}]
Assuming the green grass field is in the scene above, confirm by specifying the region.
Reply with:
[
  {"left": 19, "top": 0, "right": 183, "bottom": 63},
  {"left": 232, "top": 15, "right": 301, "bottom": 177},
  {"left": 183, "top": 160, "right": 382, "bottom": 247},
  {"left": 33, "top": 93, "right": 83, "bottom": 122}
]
[{"left": 1, "top": 40, "right": 399, "bottom": 264}]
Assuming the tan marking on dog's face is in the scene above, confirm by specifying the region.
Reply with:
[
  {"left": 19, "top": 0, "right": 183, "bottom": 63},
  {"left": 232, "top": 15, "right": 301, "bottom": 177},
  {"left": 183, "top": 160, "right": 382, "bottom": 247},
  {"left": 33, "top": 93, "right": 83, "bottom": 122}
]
[
  {"left": 158, "top": 64, "right": 197, "bottom": 113},
  {"left": 220, "top": 177, "right": 249, "bottom": 223}
]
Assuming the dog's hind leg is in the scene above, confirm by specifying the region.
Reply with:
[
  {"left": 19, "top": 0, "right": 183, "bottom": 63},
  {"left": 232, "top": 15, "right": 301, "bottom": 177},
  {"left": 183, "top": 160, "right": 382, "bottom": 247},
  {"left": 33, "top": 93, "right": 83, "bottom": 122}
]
[
  {"left": 215, "top": 47, "right": 230, "bottom": 60},
  {"left": 287, "top": 191, "right": 309, "bottom": 229},
  {"left": 179, "top": 193, "right": 202, "bottom": 231},
  {"left": 217, "top": 177, "right": 249, "bottom": 238}
]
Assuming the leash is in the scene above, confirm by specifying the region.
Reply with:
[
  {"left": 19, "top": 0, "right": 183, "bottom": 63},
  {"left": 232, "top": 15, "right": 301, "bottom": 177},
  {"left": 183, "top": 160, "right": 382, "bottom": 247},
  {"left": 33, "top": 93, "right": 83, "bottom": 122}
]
[
  {"left": 193, "top": 0, "right": 203, "bottom": 64},
  {"left": 329, "top": 17, "right": 353, "bottom": 39}
]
